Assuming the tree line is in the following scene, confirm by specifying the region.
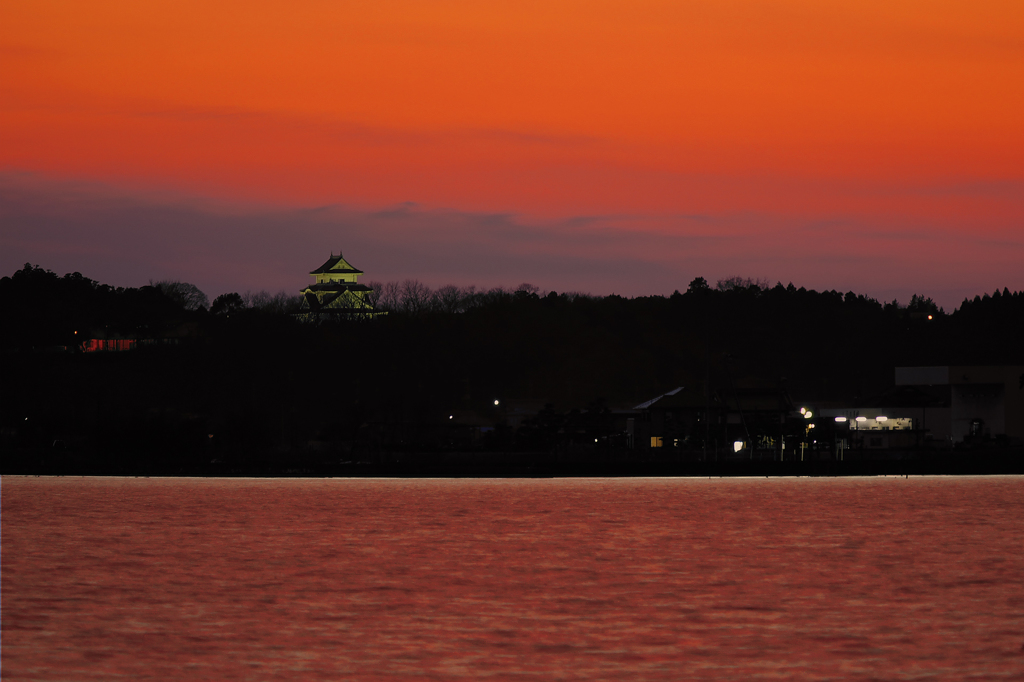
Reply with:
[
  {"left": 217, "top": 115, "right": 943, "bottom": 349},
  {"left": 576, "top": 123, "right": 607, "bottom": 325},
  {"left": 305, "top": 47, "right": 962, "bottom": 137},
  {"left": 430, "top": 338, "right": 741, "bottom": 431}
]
[{"left": 2, "top": 262, "right": 1021, "bottom": 471}]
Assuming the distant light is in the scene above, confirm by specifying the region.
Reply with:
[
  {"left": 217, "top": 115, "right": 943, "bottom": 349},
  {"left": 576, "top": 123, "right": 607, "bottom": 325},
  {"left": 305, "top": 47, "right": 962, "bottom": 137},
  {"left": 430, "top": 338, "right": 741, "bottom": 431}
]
[
  {"left": 494, "top": 400, "right": 499, "bottom": 406},
  {"left": 800, "top": 407, "right": 806, "bottom": 415},
  {"left": 856, "top": 416, "right": 867, "bottom": 422},
  {"left": 877, "top": 416, "right": 888, "bottom": 422},
  {"left": 804, "top": 411, "right": 813, "bottom": 419},
  {"left": 595, "top": 438, "right": 599, "bottom": 443},
  {"left": 449, "top": 415, "right": 453, "bottom": 420},
  {"left": 733, "top": 441, "right": 744, "bottom": 452},
  {"left": 927, "top": 315, "right": 933, "bottom": 320},
  {"left": 808, "top": 423, "right": 816, "bottom": 429},
  {"left": 835, "top": 417, "right": 847, "bottom": 422}
]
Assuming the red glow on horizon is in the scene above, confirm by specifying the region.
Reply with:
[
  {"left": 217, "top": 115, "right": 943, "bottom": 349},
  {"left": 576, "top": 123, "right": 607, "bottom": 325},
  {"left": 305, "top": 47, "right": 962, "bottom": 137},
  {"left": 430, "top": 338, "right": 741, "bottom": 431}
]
[{"left": 1, "top": 1, "right": 1022, "bottom": 301}]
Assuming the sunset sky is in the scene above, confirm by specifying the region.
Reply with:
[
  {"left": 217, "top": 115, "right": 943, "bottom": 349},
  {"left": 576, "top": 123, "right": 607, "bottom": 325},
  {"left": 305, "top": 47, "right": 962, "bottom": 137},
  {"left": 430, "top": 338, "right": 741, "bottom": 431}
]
[{"left": 2, "top": 0, "right": 1022, "bottom": 308}]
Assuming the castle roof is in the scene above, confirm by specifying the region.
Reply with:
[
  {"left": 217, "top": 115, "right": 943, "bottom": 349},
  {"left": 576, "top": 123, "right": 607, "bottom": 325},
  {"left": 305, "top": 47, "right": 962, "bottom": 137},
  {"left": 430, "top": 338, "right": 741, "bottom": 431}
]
[
  {"left": 310, "top": 253, "right": 363, "bottom": 275},
  {"left": 302, "top": 282, "right": 372, "bottom": 293}
]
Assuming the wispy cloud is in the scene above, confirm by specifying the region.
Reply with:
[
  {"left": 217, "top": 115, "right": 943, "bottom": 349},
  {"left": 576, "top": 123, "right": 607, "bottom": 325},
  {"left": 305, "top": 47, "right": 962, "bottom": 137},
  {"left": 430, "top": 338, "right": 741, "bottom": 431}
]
[{"left": 121, "top": 102, "right": 599, "bottom": 148}]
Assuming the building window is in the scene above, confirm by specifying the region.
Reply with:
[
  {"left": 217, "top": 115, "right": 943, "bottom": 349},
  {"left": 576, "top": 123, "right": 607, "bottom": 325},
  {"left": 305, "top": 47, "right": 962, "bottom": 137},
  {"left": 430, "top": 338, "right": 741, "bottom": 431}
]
[{"left": 650, "top": 436, "right": 663, "bottom": 448}]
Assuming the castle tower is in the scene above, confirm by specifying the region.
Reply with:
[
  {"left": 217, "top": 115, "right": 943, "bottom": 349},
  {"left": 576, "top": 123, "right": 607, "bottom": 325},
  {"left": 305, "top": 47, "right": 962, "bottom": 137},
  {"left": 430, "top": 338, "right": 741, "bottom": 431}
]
[{"left": 297, "top": 252, "right": 382, "bottom": 319}]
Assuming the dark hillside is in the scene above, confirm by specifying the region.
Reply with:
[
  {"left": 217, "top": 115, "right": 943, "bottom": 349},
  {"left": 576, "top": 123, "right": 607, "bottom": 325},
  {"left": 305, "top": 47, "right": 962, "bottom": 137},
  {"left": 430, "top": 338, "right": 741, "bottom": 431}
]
[{"left": 2, "top": 264, "right": 1021, "bottom": 473}]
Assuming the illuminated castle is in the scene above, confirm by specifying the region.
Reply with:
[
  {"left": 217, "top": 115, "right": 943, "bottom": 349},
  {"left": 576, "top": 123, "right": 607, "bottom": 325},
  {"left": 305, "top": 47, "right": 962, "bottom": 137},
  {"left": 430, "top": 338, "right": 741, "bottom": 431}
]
[{"left": 297, "top": 252, "right": 382, "bottom": 319}]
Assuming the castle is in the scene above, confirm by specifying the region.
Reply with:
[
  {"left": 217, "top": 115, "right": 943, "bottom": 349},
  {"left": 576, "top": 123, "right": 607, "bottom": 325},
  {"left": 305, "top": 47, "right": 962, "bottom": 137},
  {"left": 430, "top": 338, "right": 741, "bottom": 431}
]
[{"left": 297, "top": 252, "right": 382, "bottom": 320}]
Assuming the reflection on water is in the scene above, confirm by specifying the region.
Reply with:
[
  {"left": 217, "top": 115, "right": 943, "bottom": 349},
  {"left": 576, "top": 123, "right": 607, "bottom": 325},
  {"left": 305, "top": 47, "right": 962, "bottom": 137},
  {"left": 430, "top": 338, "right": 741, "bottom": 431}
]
[{"left": 3, "top": 476, "right": 1023, "bottom": 680}]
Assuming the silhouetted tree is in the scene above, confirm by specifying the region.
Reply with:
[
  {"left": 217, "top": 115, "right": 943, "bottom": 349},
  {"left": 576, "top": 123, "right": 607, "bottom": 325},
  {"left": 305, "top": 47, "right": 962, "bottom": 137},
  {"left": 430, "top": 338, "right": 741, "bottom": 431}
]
[
  {"left": 908, "top": 294, "right": 941, "bottom": 314},
  {"left": 716, "top": 276, "right": 769, "bottom": 292},
  {"left": 152, "top": 280, "right": 209, "bottom": 310},
  {"left": 687, "top": 277, "right": 710, "bottom": 293},
  {"left": 399, "top": 279, "right": 432, "bottom": 314},
  {"left": 433, "top": 285, "right": 464, "bottom": 313},
  {"left": 211, "top": 292, "right": 244, "bottom": 315},
  {"left": 363, "top": 281, "right": 383, "bottom": 308},
  {"left": 374, "top": 281, "right": 401, "bottom": 311},
  {"left": 242, "top": 290, "right": 302, "bottom": 314}
]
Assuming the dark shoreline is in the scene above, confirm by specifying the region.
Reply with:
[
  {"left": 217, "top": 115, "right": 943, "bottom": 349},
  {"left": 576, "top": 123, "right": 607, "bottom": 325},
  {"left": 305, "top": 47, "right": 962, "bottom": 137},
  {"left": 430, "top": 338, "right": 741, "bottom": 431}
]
[{"left": 5, "top": 448, "right": 1022, "bottom": 478}]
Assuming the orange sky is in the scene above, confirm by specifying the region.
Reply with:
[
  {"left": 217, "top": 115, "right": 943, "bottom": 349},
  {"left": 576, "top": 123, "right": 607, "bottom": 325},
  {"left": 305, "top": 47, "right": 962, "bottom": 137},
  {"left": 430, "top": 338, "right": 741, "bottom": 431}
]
[{"left": 1, "top": 0, "right": 1022, "bottom": 303}]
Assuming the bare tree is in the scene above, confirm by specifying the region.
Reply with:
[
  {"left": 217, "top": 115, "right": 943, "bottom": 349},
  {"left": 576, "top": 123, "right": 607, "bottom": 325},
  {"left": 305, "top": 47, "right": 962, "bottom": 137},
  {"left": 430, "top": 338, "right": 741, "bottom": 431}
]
[
  {"left": 715, "top": 276, "right": 770, "bottom": 292},
  {"left": 559, "top": 291, "right": 596, "bottom": 302},
  {"left": 433, "top": 284, "right": 464, "bottom": 313},
  {"left": 242, "top": 290, "right": 271, "bottom": 309},
  {"left": 363, "top": 281, "right": 383, "bottom": 309},
  {"left": 267, "top": 291, "right": 303, "bottom": 314},
  {"left": 242, "top": 290, "right": 302, "bottom": 313},
  {"left": 400, "top": 279, "right": 432, "bottom": 314},
  {"left": 473, "top": 286, "right": 511, "bottom": 307},
  {"left": 375, "top": 281, "right": 401, "bottom": 311},
  {"left": 459, "top": 285, "right": 481, "bottom": 310}
]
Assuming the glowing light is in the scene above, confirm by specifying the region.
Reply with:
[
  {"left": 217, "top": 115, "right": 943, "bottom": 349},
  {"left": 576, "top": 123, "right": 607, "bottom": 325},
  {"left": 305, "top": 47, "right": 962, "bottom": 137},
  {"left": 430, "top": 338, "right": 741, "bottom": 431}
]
[
  {"left": 856, "top": 416, "right": 867, "bottom": 422},
  {"left": 595, "top": 438, "right": 599, "bottom": 443},
  {"left": 876, "top": 416, "right": 888, "bottom": 422},
  {"left": 927, "top": 315, "right": 934, "bottom": 320},
  {"left": 494, "top": 400, "right": 500, "bottom": 406},
  {"left": 808, "top": 423, "right": 816, "bottom": 429},
  {"left": 449, "top": 415, "right": 453, "bottom": 420},
  {"left": 835, "top": 416, "right": 847, "bottom": 422},
  {"left": 733, "top": 441, "right": 744, "bottom": 452},
  {"left": 800, "top": 407, "right": 807, "bottom": 415},
  {"left": 804, "top": 411, "right": 813, "bottom": 419}
]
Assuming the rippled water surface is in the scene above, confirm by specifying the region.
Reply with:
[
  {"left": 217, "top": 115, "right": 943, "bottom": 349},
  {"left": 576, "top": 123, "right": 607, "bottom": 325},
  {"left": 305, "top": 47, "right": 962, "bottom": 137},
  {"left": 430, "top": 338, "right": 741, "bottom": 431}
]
[{"left": 3, "top": 476, "right": 1024, "bottom": 680}]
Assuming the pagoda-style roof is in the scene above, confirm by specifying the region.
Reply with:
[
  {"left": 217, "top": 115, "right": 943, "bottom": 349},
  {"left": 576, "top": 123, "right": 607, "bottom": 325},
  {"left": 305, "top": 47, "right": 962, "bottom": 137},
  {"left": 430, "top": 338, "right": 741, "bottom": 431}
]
[
  {"left": 302, "top": 282, "right": 373, "bottom": 293},
  {"left": 310, "top": 253, "right": 363, "bottom": 275}
]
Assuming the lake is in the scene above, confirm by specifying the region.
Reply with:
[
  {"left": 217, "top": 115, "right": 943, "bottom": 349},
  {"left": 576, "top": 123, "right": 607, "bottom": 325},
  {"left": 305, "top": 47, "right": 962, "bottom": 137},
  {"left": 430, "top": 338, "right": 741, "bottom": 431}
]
[{"left": 3, "top": 476, "right": 1023, "bottom": 680}]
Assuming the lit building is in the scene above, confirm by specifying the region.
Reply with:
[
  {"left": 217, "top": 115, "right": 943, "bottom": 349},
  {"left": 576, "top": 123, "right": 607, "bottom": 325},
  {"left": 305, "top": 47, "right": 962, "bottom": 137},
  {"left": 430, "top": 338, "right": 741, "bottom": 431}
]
[
  {"left": 297, "top": 252, "right": 383, "bottom": 320},
  {"left": 819, "top": 365, "right": 1024, "bottom": 448}
]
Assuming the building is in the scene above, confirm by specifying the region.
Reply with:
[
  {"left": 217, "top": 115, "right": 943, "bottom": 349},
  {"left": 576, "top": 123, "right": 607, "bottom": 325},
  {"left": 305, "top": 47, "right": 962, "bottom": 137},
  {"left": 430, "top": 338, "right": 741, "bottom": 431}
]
[
  {"left": 297, "top": 252, "right": 382, "bottom": 320},
  {"left": 818, "top": 366, "right": 1024, "bottom": 448},
  {"left": 632, "top": 383, "right": 796, "bottom": 459},
  {"left": 895, "top": 366, "right": 1024, "bottom": 444}
]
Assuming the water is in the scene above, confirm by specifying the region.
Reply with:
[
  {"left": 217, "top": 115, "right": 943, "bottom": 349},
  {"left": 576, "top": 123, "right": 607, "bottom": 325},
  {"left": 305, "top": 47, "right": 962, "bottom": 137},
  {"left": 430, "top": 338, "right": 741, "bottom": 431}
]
[{"left": 3, "top": 476, "right": 1023, "bottom": 680}]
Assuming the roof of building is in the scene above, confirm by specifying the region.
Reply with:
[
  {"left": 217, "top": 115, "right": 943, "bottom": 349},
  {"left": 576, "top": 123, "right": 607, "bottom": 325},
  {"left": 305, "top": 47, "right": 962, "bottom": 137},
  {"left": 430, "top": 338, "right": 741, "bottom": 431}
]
[
  {"left": 301, "top": 289, "right": 375, "bottom": 310},
  {"left": 302, "top": 283, "right": 372, "bottom": 292},
  {"left": 634, "top": 387, "right": 684, "bottom": 410},
  {"left": 635, "top": 384, "right": 792, "bottom": 412},
  {"left": 310, "top": 253, "right": 363, "bottom": 275}
]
